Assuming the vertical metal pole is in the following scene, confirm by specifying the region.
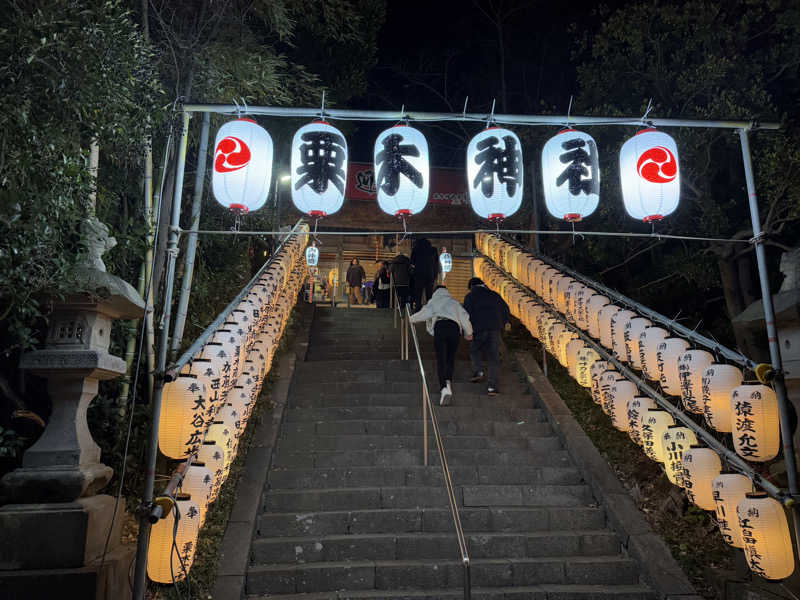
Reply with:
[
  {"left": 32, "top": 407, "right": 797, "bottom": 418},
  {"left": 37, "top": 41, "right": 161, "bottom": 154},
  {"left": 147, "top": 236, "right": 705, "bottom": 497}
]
[
  {"left": 423, "top": 387, "right": 429, "bottom": 466},
  {"left": 739, "top": 127, "right": 800, "bottom": 499},
  {"left": 404, "top": 311, "right": 409, "bottom": 360},
  {"left": 463, "top": 562, "right": 471, "bottom": 600},
  {"left": 132, "top": 110, "right": 191, "bottom": 600},
  {"left": 170, "top": 111, "right": 211, "bottom": 360},
  {"left": 542, "top": 344, "right": 548, "bottom": 377}
]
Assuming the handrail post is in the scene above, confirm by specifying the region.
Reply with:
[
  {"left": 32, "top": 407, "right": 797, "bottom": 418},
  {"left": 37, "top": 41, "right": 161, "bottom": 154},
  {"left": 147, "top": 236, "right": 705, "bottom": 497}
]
[
  {"left": 404, "top": 309, "right": 409, "bottom": 360},
  {"left": 463, "top": 560, "right": 471, "bottom": 600}
]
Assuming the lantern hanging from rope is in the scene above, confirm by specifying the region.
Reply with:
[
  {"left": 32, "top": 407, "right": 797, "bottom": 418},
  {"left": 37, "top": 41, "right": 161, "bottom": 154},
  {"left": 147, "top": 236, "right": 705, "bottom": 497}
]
[
  {"left": 713, "top": 473, "right": 754, "bottom": 547},
  {"left": 177, "top": 463, "right": 213, "bottom": 523},
  {"left": 661, "top": 425, "right": 698, "bottom": 487},
  {"left": 586, "top": 294, "right": 611, "bottom": 338},
  {"left": 374, "top": 124, "right": 429, "bottom": 218},
  {"left": 624, "top": 317, "right": 652, "bottom": 368},
  {"left": 731, "top": 384, "right": 780, "bottom": 462},
  {"left": 610, "top": 309, "right": 637, "bottom": 361},
  {"left": 639, "top": 326, "right": 669, "bottom": 381},
  {"left": 305, "top": 243, "right": 319, "bottom": 267},
  {"left": 681, "top": 446, "right": 721, "bottom": 511},
  {"left": 290, "top": 120, "right": 348, "bottom": 218},
  {"left": 608, "top": 379, "right": 637, "bottom": 431},
  {"left": 212, "top": 118, "right": 273, "bottom": 214},
  {"left": 196, "top": 441, "right": 226, "bottom": 503},
  {"left": 641, "top": 408, "right": 675, "bottom": 462},
  {"left": 590, "top": 361, "right": 614, "bottom": 405},
  {"left": 541, "top": 129, "right": 600, "bottom": 222},
  {"left": 619, "top": 128, "right": 680, "bottom": 222},
  {"left": 656, "top": 337, "right": 690, "bottom": 396},
  {"left": 576, "top": 346, "right": 601, "bottom": 388},
  {"left": 146, "top": 494, "right": 201, "bottom": 583},
  {"left": 737, "top": 493, "right": 795, "bottom": 580},
  {"left": 466, "top": 127, "right": 523, "bottom": 221},
  {"left": 440, "top": 247, "right": 452, "bottom": 278},
  {"left": 701, "top": 364, "right": 742, "bottom": 432},
  {"left": 627, "top": 396, "right": 656, "bottom": 446},
  {"left": 598, "top": 370, "right": 622, "bottom": 413},
  {"left": 676, "top": 349, "right": 714, "bottom": 414},
  {"left": 565, "top": 338, "right": 586, "bottom": 379},
  {"left": 158, "top": 374, "right": 208, "bottom": 460},
  {"left": 597, "top": 304, "right": 622, "bottom": 350}
]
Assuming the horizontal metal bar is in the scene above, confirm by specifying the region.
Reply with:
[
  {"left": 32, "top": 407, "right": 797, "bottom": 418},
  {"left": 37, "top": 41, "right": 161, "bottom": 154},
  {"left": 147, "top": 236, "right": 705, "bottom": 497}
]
[
  {"left": 166, "top": 219, "right": 304, "bottom": 380},
  {"left": 481, "top": 256, "right": 788, "bottom": 503},
  {"left": 497, "top": 233, "right": 758, "bottom": 371},
  {"left": 183, "top": 103, "right": 780, "bottom": 131}
]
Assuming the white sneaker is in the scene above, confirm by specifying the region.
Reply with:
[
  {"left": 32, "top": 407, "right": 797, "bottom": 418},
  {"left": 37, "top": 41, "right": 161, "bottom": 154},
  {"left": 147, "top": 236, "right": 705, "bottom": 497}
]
[{"left": 440, "top": 382, "right": 452, "bottom": 406}]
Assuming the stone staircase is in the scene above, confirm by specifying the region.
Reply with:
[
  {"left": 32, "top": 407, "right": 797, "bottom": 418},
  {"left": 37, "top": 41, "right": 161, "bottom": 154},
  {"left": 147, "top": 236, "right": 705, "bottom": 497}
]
[{"left": 246, "top": 307, "right": 655, "bottom": 599}]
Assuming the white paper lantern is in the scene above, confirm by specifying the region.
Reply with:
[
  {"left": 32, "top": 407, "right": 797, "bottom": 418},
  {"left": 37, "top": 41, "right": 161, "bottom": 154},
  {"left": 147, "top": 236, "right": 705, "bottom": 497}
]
[
  {"left": 374, "top": 124, "right": 429, "bottom": 217},
  {"left": 608, "top": 380, "right": 637, "bottom": 431},
  {"left": 639, "top": 326, "right": 669, "bottom": 380},
  {"left": 159, "top": 374, "right": 208, "bottom": 460},
  {"left": 586, "top": 294, "right": 610, "bottom": 339},
  {"left": 598, "top": 370, "right": 622, "bottom": 413},
  {"left": 702, "top": 364, "right": 743, "bottom": 433},
  {"left": 178, "top": 463, "right": 213, "bottom": 523},
  {"left": 656, "top": 337, "right": 690, "bottom": 396},
  {"left": 196, "top": 442, "right": 226, "bottom": 503},
  {"left": 682, "top": 446, "right": 721, "bottom": 510},
  {"left": 590, "top": 361, "right": 614, "bottom": 405},
  {"left": 290, "top": 121, "right": 348, "bottom": 217},
  {"left": 713, "top": 474, "right": 754, "bottom": 547},
  {"left": 440, "top": 248, "right": 452, "bottom": 274},
  {"left": 466, "top": 127, "right": 523, "bottom": 221},
  {"left": 598, "top": 304, "right": 622, "bottom": 350},
  {"left": 541, "top": 129, "right": 600, "bottom": 222},
  {"left": 661, "top": 425, "right": 698, "bottom": 486},
  {"left": 610, "top": 309, "right": 637, "bottom": 361},
  {"left": 557, "top": 330, "right": 578, "bottom": 367},
  {"left": 737, "top": 493, "right": 795, "bottom": 580},
  {"left": 566, "top": 338, "right": 586, "bottom": 379},
  {"left": 212, "top": 118, "right": 273, "bottom": 213},
  {"left": 619, "top": 128, "right": 680, "bottom": 222},
  {"left": 305, "top": 244, "right": 319, "bottom": 267},
  {"left": 676, "top": 349, "right": 714, "bottom": 414},
  {"left": 205, "top": 420, "right": 234, "bottom": 486},
  {"left": 147, "top": 495, "right": 201, "bottom": 583},
  {"left": 576, "top": 346, "right": 601, "bottom": 388},
  {"left": 627, "top": 396, "right": 656, "bottom": 446},
  {"left": 624, "top": 317, "right": 652, "bottom": 368},
  {"left": 641, "top": 409, "right": 675, "bottom": 462},
  {"left": 731, "top": 384, "right": 780, "bottom": 462}
]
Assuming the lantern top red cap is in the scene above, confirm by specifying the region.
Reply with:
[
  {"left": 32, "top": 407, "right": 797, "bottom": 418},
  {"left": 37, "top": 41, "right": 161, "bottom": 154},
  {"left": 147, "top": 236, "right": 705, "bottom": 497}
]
[
  {"left": 237, "top": 118, "right": 257, "bottom": 124},
  {"left": 312, "top": 119, "right": 330, "bottom": 125},
  {"left": 558, "top": 128, "right": 578, "bottom": 134},
  {"left": 636, "top": 127, "right": 658, "bottom": 135}
]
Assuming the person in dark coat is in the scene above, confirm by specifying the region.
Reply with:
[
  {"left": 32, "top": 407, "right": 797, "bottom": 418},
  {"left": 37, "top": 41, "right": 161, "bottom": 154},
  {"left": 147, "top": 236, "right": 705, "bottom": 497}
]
[
  {"left": 463, "top": 277, "right": 511, "bottom": 396},
  {"left": 390, "top": 253, "right": 411, "bottom": 309},
  {"left": 374, "top": 261, "right": 391, "bottom": 308},
  {"left": 410, "top": 237, "right": 440, "bottom": 311},
  {"left": 346, "top": 258, "right": 366, "bottom": 305}
]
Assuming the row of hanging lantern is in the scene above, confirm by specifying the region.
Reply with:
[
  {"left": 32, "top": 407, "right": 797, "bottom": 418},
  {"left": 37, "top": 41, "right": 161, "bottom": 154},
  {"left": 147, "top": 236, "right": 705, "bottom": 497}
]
[
  {"left": 212, "top": 117, "right": 681, "bottom": 224},
  {"left": 147, "top": 226, "right": 310, "bottom": 585},
  {"left": 474, "top": 234, "right": 794, "bottom": 581}
]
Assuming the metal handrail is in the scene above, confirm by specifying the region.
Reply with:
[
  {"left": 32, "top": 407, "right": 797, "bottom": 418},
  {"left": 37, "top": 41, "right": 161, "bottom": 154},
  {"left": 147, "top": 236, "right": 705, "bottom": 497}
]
[{"left": 403, "top": 303, "right": 471, "bottom": 600}]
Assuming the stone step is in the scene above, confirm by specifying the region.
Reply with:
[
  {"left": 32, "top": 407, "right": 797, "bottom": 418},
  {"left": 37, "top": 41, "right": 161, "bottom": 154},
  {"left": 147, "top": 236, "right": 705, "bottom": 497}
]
[
  {"left": 250, "top": 530, "right": 619, "bottom": 564},
  {"left": 267, "top": 465, "right": 581, "bottom": 489},
  {"left": 306, "top": 351, "right": 419, "bottom": 361},
  {"left": 275, "top": 434, "right": 544, "bottom": 453},
  {"left": 261, "top": 484, "right": 592, "bottom": 513},
  {"left": 281, "top": 418, "right": 551, "bottom": 437},
  {"left": 247, "top": 584, "right": 655, "bottom": 600},
  {"left": 272, "top": 444, "right": 567, "bottom": 469},
  {"left": 246, "top": 556, "right": 640, "bottom": 594},
  {"left": 284, "top": 406, "right": 548, "bottom": 423},
  {"left": 289, "top": 394, "right": 533, "bottom": 410},
  {"left": 256, "top": 506, "right": 607, "bottom": 538}
]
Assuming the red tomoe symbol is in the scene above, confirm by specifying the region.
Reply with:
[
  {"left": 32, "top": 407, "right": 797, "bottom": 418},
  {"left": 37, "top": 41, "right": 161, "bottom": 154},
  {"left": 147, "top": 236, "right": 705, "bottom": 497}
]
[
  {"left": 636, "top": 146, "right": 677, "bottom": 184},
  {"left": 214, "top": 136, "right": 251, "bottom": 173}
]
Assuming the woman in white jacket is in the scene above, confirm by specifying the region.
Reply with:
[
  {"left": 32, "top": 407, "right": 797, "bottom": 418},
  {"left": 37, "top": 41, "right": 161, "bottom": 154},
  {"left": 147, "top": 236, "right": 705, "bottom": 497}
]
[{"left": 409, "top": 285, "right": 473, "bottom": 405}]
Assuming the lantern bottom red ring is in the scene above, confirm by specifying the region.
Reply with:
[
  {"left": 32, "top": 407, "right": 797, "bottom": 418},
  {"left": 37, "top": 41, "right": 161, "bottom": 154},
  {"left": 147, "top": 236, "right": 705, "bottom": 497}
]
[
  {"left": 395, "top": 209, "right": 412, "bottom": 217},
  {"left": 643, "top": 214, "right": 663, "bottom": 223},
  {"left": 308, "top": 210, "right": 328, "bottom": 218},
  {"left": 564, "top": 213, "right": 582, "bottom": 222},
  {"left": 229, "top": 203, "right": 249, "bottom": 213},
  {"left": 488, "top": 213, "right": 505, "bottom": 221}
]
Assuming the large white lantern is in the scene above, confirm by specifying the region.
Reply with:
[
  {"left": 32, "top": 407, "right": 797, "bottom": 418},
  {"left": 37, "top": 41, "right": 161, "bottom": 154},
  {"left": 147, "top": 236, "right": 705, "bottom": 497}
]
[
  {"left": 627, "top": 396, "right": 656, "bottom": 446},
  {"left": 541, "top": 129, "right": 600, "bottom": 222},
  {"left": 586, "top": 294, "right": 611, "bottom": 339},
  {"left": 681, "top": 446, "right": 721, "bottom": 510},
  {"left": 374, "top": 125, "right": 429, "bottom": 217},
  {"left": 147, "top": 495, "right": 201, "bottom": 583},
  {"left": 676, "top": 349, "right": 714, "bottom": 414},
  {"left": 712, "top": 474, "right": 753, "bottom": 547},
  {"left": 641, "top": 408, "right": 675, "bottom": 462},
  {"left": 178, "top": 463, "right": 213, "bottom": 523},
  {"left": 565, "top": 338, "right": 586, "bottom": 379},
  {"left": 619, "top": 128, "right": 680, "bottom": 222},
  {"left": 731, "top": 384, "right": 780, "bottom": 462},
  {"left": 624, "top": 317, "right": 652, "bottom": 368},
  {"left": 196, "top": 441, "right": 226, "bottom": 503},
  {"left": 212, "top": 118, "right": 273, "bottom": 213},
  {"left": 702, "top": 364, "right": 743, "bottom": 432},
  {"left": 639, "top": 326, "right": 669, "bottom": 381},
  {"left": 607, "top": 380, "right": 637, "bottom": 431},
  {"left": 656, "top": 337, "right": 689, "bottom": 396},
  {"left": 737, "top": 493, "right": 795, "bottom": 580},
  {"left": 598, "top": 370, "right": 622, "bottom": 412},
  {"left": 290, "top": 120, "right": 348, "bottom": 218},
  {"left": 466, "top": 127, "right": 523, "bottom": 221},
  {"left": 305, "top": 244, "right": 319, "bottom": 267},
  {"left": 576, "top": 346, "right": 601, "bottom": 388},
  {"left": 590, "top": 361, "right": 614, "bottom": 405},
  {"left": 661, "top": 425, "right": 698, "bottom": 486},
  {"left": 610, "top": 309, "right": 637, "bottom": 361},
  {"left": 158, "top": 374, "right": 208, "bottom": 460}
]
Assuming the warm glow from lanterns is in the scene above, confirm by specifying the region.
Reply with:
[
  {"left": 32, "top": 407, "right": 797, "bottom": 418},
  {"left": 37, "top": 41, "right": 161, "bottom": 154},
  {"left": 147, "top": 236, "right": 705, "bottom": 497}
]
[
  {"left": 712, "top": 473, "right": 754, "bottom": 548},
  {"left": 290, "top": 121, "right": 348, "bottom": 218},
  {"left": 676, "top": 349, "right": 714, "bottom": 414},
  {"left": 159, "top": 375, "right": 208, "bottom": 460},
  {"left": 212, "top": 118, "right": 273, "bottom": 213},
  {"left": 681, "top": 446, "right": 721, "bottom": 510},
  {"left": 374, "top": 125, "right": 430, "bottom": 217},
  {"left": 731, "top": 384, "right": 780, "bottom": 462},
  {"left": 466, "top": 127, "right": 523, "bottom": 221},
  {"left": 627, "top": 396, "right": 656, "bottom": 446},
  {"left": 661, "top": 425, "right": 698, "bottom": 486},
  {"left": 656, "top": 337, "right": 689, "bottom": 395},
  {"left": 641, "top": 409, "right": 675, "bottom": 462},
  {"left": 541, "top": 129, "right": 600, "bottom": 222},
  {"left": 702, "top": 364, "right": 742, "bottom": 433},
  {"left": 737, "top": 493, "right": 796, "bottom": 580},
  {"left": 619, "top": 128, "right": 680, "bottom": 222},
  {"left": 607, "top": 379, "right": 637, "bottom": 431},
  {"left": 147, "top": 495, "right": 201, "bottom": 583}
]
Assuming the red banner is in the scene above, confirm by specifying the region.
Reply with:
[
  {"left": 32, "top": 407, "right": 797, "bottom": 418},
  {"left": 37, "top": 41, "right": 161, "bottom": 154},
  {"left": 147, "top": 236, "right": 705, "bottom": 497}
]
[{"left": 346, "top": 162, "right": 467, "bottom": 206}]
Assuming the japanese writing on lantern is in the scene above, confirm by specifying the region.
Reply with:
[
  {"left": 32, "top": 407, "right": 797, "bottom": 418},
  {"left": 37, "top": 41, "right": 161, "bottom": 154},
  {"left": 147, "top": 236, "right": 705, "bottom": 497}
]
[
  {"left": 556, "top": 136, "right": 599, "bottom": 196},
  {"left": 678, "top": 357, "right": 701, "bottom": 412},
  {"left": 376, "top": 133, "right": 423, "bottom": 195},
  {"left": 296, "top": 130, "right": 347, "bottom": 195},
  {"left": 713, "top": 489, "right": 736, "bottom": 545},
  {"left": 738, "top": 515, "right": 766, "bottom": 576},
  {"left": 628, "top": 401, "right": 642, "bottom": 444},
  {"left": 641, "top": 420, "right": 655, "bottom": 458},
  {"left": 472, "top": 135, "right": 521, "bottom": 197},
  {"left": 733, "top": 390, "right": 759, "bottom": 458}
]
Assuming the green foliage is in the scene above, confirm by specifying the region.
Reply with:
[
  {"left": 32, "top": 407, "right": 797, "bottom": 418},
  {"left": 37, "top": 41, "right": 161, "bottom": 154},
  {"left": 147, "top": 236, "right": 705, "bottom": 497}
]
[{"left": 0, "top": 426, "right": 25, "bottom": 459}]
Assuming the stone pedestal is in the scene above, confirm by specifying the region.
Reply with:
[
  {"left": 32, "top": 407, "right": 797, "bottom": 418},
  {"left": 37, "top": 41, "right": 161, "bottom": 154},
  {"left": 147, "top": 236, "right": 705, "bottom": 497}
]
[{"left": 0, "top": 217, "right": 143, "bottom": 600}]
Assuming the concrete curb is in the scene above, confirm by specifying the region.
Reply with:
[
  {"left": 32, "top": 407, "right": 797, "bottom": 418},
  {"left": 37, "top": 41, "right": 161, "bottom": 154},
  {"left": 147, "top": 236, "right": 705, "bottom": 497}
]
[
  {"left": 212, "top": 304, "right": 314, "bottom": 599},
  {"left": 514, "top": 351, "right": 702, "bottom": 600}
]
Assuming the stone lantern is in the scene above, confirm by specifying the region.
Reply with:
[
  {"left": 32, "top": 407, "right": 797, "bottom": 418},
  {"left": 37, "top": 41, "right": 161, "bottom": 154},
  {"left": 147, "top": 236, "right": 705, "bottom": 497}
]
[{"left": 0, "top": 216, "right": 144, "bottom": 598}]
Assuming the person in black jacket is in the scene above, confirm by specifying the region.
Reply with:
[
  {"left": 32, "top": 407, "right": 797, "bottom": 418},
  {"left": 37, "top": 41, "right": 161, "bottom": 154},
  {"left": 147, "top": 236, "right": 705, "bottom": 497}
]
[
  {"left": 410, "top": 237, "right": 440, "bottom": 311},
  {"left": 346, "top": 258, "right": 366, "bottom": 305},
  {"left": 463, "top": 277, "right": 511, "bottom": 396},
  {"left": 390, "top": 254, "right": 411, "bottom": 308},
  {"left": 374, "top": 261, "right": 391, "bottom": 308}
]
